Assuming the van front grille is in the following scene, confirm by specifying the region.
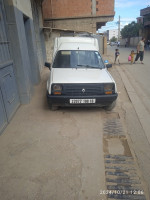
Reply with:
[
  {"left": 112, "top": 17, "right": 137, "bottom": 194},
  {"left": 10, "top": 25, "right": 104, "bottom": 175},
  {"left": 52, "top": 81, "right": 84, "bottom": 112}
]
[{"left": 61, "top": 84, "right": 104, "bottom": 96}]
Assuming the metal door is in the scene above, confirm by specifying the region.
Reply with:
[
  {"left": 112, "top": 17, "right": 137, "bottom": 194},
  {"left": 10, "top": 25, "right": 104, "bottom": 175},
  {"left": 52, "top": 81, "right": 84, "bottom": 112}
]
[
  {"left": 0, "top": 65, "right": 20, "bottom": 122},
  {"left": 0, "top": 2, "right": 20, "bottom": 133}
]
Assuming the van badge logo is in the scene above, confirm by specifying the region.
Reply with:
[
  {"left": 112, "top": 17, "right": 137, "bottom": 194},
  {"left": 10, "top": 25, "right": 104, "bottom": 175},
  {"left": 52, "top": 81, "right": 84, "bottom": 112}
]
[{"left": 82, "top": 88, "right": 85, "bottom": 93}]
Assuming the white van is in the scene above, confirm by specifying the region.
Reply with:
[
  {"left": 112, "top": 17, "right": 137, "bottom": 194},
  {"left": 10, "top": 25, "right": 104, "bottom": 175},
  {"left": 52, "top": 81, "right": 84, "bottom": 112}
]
[{"left": 45, "top": 36, "right": 118, "bottom": 110}]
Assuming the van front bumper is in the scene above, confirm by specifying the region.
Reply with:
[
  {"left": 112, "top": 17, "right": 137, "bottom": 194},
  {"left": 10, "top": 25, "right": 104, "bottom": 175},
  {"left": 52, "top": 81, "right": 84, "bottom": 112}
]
[{"left": 47, "top": 92, "right": 118, "bottom": 107}]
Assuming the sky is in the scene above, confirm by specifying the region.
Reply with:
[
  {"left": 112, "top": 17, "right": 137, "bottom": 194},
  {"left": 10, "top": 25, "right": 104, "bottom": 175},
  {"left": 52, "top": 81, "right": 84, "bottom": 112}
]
[{"left": 98, "top": 0, "right": 150, "bottom": 33}]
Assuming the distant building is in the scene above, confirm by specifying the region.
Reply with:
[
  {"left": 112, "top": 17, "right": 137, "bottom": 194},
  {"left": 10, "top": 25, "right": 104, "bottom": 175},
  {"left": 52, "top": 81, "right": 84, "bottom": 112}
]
[
  {"left": 107, "top": 29, "right": 118, "bottom": 41},
  {"left": 141, "top": 6, "right": 150, "bottom": 27},
  {"left": 137, "top": 17, "right": 144, "bottom": 24},
  {"left": 42, "top": 0, "right": 115, "bottom": 33},
  {"left": 140, "top": 6, "right": 150, "bottom": 40}
]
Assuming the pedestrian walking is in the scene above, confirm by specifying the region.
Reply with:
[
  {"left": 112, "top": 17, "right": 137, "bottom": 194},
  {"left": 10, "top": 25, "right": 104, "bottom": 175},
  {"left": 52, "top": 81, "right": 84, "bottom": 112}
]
[
  {"left": 114, "top": 49, "right": 120, "bottom": 64},
  {"left": 117, "top": 41, "right": 120, "bottom": 47},
  {"left": 147, "top": 40, "right": 150, "bottom": 50},
  {"left": 134, "top": 38, "right": 145, "bottom": 64},
  {"left": 129, "top": 50, "right": 136, "bottom": 64},
  {"left": 125, "top": 40, "right": 128, "bottom": 48}
]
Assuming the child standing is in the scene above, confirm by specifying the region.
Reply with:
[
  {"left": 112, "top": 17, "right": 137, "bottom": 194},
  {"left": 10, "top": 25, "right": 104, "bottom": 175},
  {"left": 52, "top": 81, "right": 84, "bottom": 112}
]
[
  {"left": 114, "top": 49, "right": 120, "bottom": 64},
  {"left": 129, "top": 50, "right": 136, "bottom": 64}
]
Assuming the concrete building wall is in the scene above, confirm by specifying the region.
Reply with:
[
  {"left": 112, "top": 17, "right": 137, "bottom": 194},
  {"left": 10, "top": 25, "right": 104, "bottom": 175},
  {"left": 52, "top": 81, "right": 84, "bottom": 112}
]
[
  {"left": 31, "top": 0, "right": 47, "bottom": 73},
  {"left": 44, "top": 15, "right": 113, "bottom": 33},
  {"left": 130, "top": 37, "right": 142, "bottom": 47},
  {"left": 12, "top": 0, "right": 33, "bottom": 19},
  {"left": 44, "top": 30, "right": 60, "bottom": 63},
  {"left": 92, "top": 0, "right": 96, "bottom": 16},
  {"left": 139, "top": 7, "right": 150, "bottom": 41},
  {"left": 143, "top": 27, "right": 150, "bottom": 40},
  {"left": 4, "top": 0, "right": 35, "bottom": 103},
  {"left": 42, "top": 0, "right": 115, "bottom": 33},
  {"left": 0, "top": 0, "right": 46, "bottom": 134},
  {"left": 120, "top": 37, "right": 142, "bottom": 47}
]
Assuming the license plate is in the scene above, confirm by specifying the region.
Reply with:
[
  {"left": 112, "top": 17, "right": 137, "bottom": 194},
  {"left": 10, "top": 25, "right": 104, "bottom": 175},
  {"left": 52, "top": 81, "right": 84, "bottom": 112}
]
[{"left": 70, "top": 99, "right": 96, "bottom": 104}]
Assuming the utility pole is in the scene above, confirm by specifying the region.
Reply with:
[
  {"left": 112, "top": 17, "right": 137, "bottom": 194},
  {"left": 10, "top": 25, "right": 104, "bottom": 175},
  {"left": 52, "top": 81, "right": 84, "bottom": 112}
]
[{"left": 118, "top": 15, "right": 120, "bottom": 41}]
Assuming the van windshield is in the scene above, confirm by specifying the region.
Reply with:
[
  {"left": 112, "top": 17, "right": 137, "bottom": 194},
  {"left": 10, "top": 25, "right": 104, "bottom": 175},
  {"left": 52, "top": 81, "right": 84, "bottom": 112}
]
[{"left": 52, "top": 50, "right": 105, "bottom": 69}]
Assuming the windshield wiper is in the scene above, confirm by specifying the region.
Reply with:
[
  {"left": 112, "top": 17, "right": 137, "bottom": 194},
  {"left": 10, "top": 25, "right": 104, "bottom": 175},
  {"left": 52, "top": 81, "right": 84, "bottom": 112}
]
[{"left": 76, "top": 64, "right": 100, "bottom": 69}]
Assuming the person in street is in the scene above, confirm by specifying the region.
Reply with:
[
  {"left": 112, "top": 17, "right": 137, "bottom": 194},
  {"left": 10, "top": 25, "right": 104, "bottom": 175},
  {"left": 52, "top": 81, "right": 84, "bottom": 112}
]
[
  {"left": 146, "top": 40, "right": 150, "bottom": 50},
  {"left": 114, "top": 49, "right": 120, "bottom": 64},
  {"left": 125, "top": 40, "right": 128, "bottom": 47},
  {"left": 117, "top": 41, "right": 120, "bottom": 47},
  {"left": 129, "top": 50, "right": 136, "bottom": 64},
  {"left": 134, "top": 38, "right": 145, "bottom": 64}
]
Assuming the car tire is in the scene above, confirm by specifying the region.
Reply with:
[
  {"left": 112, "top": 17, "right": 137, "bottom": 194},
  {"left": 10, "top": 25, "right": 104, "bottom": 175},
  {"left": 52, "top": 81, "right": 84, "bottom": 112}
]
[
  {"left": 104, "top": 100, "right": 116, "bottom": 111},
  {"left": 51, "top": 105, "right": 58, "bottom": 111},
  {"left": 48, "top": 102, "right": 58, "bottom": 111}
]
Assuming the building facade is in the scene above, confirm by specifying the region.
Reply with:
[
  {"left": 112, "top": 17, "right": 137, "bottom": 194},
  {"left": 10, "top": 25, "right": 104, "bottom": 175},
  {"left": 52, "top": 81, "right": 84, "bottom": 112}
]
[
  {"left": 0, "top": 0, "right": 46, "bottom": 134},
  {"left": 140, "top": 6, "right": 150, "bottom": 40},
  {"left": 42, "top": 0, "right": 115, "bottom": 33},
  {"left": 137, "top": 17, "right": 144, "bottom": 24},
  {"left": 107, "top": 29, "right": 118, "bottom": 41}
]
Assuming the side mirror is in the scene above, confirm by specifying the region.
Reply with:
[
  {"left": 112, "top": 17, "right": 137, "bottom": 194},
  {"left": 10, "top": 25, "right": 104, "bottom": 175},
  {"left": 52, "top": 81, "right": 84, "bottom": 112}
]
[
  {"left": 106, "top": 64, "right": 112, "bottom": 68},
  {"left": 45, "top": 62, "right": 51, "bottom": 69}
]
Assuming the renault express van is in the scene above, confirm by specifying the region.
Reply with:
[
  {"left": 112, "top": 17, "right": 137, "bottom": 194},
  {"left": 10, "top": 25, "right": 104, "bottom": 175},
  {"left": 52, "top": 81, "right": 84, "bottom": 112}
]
[{"left": 45, "top": 36, "right": 118, "bottom": 110}]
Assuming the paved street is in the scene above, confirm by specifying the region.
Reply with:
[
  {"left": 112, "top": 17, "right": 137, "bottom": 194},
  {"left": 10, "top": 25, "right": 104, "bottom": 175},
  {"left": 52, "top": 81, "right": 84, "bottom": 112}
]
[{"left": 0, "top": 47, "right": 150, "bottom": 199}]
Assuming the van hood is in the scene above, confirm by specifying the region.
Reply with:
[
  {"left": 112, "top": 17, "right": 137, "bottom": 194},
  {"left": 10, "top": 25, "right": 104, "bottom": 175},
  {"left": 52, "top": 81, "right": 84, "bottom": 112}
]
[{"left": 51, "top": 68, "right": 114, "bottom": 83}]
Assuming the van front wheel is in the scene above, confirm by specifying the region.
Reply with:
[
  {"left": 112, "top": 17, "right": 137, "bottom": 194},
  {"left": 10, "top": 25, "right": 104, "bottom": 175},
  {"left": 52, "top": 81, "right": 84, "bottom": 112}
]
[
  {"left": 104, "top": 100, "right": 116, "bottom": 111},
  {"left": 51, "top": 105, "right": 58, "bottom": 111},
  {"left": 48, "top": 102, "right": 58, "bottom": 111}
]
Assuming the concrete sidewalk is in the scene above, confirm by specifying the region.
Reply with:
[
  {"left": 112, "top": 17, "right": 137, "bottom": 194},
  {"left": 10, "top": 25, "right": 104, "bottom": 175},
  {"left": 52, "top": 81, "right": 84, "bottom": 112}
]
[
  {"left": 107, "top": 45, "right": 150, "bottom": 195},
  {"left": 108, "top": 45, "right": 150, "bottom": 144},
  {"left": 0, "top": 68, "right": 106, "bottom": 200}
]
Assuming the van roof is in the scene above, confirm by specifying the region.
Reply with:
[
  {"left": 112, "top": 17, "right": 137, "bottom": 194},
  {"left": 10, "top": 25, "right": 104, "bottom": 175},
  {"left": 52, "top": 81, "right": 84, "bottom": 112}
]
[
  {"left": 59, "top": 42, "right": 98, "bottom": 51},
  {"left": 55, "top": 37, "right": 99, "bottom": 52}
]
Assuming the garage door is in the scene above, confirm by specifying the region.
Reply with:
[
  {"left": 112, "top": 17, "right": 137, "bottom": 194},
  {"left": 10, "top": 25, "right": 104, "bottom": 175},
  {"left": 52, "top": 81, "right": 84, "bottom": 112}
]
[
  {"left": 0, "top": 2, "right": 20, "bottom": 134},
  {"left": 0, "top": 65, "right": 20, "bottom": 122}
]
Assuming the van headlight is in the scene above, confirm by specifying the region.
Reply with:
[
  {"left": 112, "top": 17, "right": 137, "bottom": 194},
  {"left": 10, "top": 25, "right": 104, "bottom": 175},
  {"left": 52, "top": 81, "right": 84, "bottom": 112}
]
[
  {"left": 52, "top": 84, "right": 62, "bottom": 95},
  {"left": 104, "top": 83, "right": 114, "bottom": 95}
]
